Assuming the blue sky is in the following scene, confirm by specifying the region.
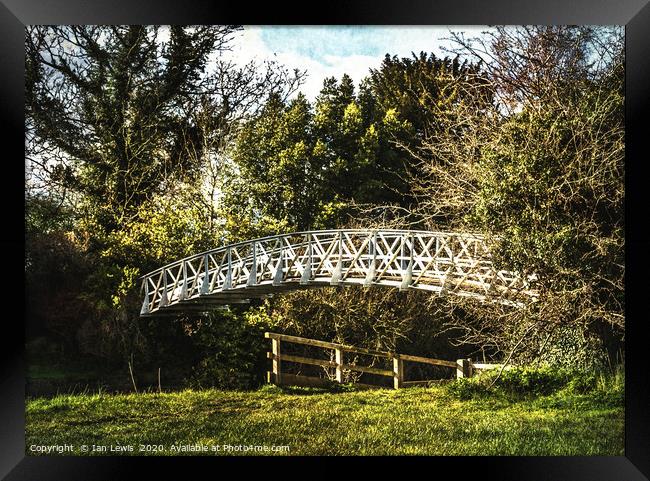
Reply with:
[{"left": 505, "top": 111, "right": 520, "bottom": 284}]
[
  {"left": 221, "top": 26, "right": 490, "bottom": 99},
  {"left": 259, "top": 26, "right": 450, "bottom": 60}
]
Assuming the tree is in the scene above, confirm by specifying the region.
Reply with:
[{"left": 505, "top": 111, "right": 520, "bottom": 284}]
[
  {"left": 26, "top": 26, "right": 305, "bottom": 231},
  {"left": 225, "top": 56, "right": 484, "bottom": 237},
  {"left": 224, "top": 54, "right": 494, "bottom": 362},
  {"left": 226, "top": 93, "right": 318, "bottom": 235},
  {"left": 406, "top": 26, "right": 624, "bottom": 367},
  {"left": 27, "top": 26, "right": 232, "bottom": 227},
  {"left": 353, "top": 52, "right": 493, "bottom": 227},
  {"left": 368, "top": 52, "right": 487, "bottom": 137},
  {"left": 25, "top": 25, "right": 305, "bottom": 367}
]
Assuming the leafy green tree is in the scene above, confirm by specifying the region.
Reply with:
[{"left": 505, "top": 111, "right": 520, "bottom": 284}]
[
  {"left": 26, "top": 26, "right": 241, "bottom": 229},
  {"left": 25, "top": 25, "right": 305, "bottom": 370},
  {"left": 311, "top": 74, "right": 415, "bottom": 212},
  {"left": 368, "top": 52, "right": 487, "bottom": 137},
  {"left": 225, "top": 54, "right": 492, "bottom": 361},
  {"left": 227, "top": 93, "right": 319, "bottom": 233},
  {"left": 26, "top": 25, "right": 304, "bottom": 242},
  {"left": 410, "top": 26, "right": 624, "bottom": 366},
  {"left": 362, "top": 52, "right": 493, "bottom": 227},
  {"left": 229, "top": 53, "right": 490, "bottom": 233}
]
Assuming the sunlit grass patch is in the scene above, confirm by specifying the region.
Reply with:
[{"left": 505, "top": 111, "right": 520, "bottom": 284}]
[{"left": 26, "top": 373, "right": 623, "bottom": 456}]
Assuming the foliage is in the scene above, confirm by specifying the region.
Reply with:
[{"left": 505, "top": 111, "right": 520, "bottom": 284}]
[
  {"left": 27, "top": 26, "right": 233, "bottom": 225},
  {"left": 25, "top": 199, "right": 96, "bottom": 355},
  {"left": 448, "top": 365, "right": 573, "bottom": 399},
  {"left": 187, "top": 308, "right": 271, "bottom": 390},
  {"left": 104, "top": 189, "right": 222, "bottom": 270},
  {"left": 26, "top": 26, "right": 304, "bottom": 226},
  {"left": 226, "top": 55, "right": 486, "bottom": 236},
  {"left": 404, "top": 26, "right": 624, "bottom": 365},
  {"left": 446, "top": 364, "right": 624, "bottom": 406},
  {"left": 25, "top": 25, "right": 304, "bottom": 368},
  {"left": 366, "top": 52, "right": 491, "bottom": 159}
]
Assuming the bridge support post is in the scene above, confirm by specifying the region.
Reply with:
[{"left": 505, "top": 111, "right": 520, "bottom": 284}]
[
  {"left": 247, "top": 242, "right": 257, "bottom": 287},
  {"left": 364, "top": 231, "right": 377, "bottom": 287},
  {"left": 159, "top": 271, "right": 169, "bottom": 307},
  {"left": 393, "top": 355, "right": 403, "bottom": 389},
  {"left": 273, "top": 245, "right": 284, "bottom": 286},
  {"left": 330, "top": 231, "right": 343, "bottom": 286},
  {"left": 300, "top": 233, "right": 312, "bottom": 285},
  {"left": 224, "top": 248, "right": 233, "bottom": 290},
  {"left": 180, "top": 261, "right": 188, "bottom": 300}
]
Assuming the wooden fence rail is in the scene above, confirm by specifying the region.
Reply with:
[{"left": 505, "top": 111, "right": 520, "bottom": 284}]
[{"left": 265, "top": 332, "right": 504, "bottom": 390}]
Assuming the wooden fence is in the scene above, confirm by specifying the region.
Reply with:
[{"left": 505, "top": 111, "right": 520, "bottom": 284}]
[{"left": 265, "top": 332, "right": 505, "bottom": 390}]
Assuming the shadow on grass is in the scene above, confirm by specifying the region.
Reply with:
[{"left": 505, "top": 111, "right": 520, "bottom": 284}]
[{"left": 258, "top": 383, "right": 370, "bottom": 396}]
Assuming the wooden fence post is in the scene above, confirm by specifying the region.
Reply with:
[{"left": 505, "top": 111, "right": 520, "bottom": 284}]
[
  {"left": 457, "top": 358, "right": 471, "bottom": 378},
  {"left": 335, "top": 348, "right": 343, "bottom": 383},
  {"left": 393, "top": 355, "right": 403, "bottom": 389},
  {"left": 272, "top": 338, "right": 282, "bottom": 385},
  {"left": 264, "top": 332, "right": 467, "bottom": 389}
]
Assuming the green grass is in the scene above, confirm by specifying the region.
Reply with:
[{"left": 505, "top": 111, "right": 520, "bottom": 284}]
[
  {"left": 27, "top": 364, "right": 100, "bottom": 381},
  {"left": 26, "top": 379, "right": 623, "bottom": 456}
]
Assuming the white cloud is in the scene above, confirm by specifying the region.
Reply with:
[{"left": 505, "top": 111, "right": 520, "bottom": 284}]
[
  {"left": 218, "top": 28, "right": 383, "bottom": 100},
  {"left": 217, "top": 26, "right": 493, "bottom": 101},
  {"left": 191, "top": 27, "right": 370, "bottom": 99}
]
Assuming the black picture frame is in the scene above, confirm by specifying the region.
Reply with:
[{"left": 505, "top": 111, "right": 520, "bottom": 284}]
[{"left": 3, "top": 1, "right": 649, "bottom": 479}]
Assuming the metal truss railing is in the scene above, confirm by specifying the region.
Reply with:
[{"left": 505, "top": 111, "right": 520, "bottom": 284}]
[{"left": 139, "top": 229, "right": 538, "bottom": 316}]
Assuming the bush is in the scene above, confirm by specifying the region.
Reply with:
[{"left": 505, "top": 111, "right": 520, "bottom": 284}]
[
  {"left": 446, "top": 377, "right": 490, "bottom": 400},
  {"left": 536, "top": 325, "right": 609, "bottom": 370},
  {"left": 447, "top": 366, "right": 573, "bottom": 400},
  {"left": 566, "top": 372, "right": 597, "bottom": 394},
  {"left": 446, "top": 364, "right": 625, "bottom": 403},
  {"left": 187, "top": 307, "right": 271, "bottom": 390},
  {"left": 496, "top": 366, "right": 572, "bottom": 396}
]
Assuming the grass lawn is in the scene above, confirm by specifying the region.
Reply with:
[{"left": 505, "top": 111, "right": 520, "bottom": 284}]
[{"left": 25, "top": 383, "right": 623, "bottom": 456}]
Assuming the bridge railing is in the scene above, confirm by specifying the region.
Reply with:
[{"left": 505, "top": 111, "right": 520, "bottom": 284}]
[{"left": 140, "top": 229, "right": 538, "bottom": 316}]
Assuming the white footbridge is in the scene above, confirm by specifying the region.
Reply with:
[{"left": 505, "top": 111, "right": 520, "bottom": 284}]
[{"left": 140, "top": 229, "right": 538, "bottom": 316}]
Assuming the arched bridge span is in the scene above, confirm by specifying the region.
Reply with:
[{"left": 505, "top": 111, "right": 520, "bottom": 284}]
[{"left": 140, "top": 229, "right": 538, "bottom": 316}]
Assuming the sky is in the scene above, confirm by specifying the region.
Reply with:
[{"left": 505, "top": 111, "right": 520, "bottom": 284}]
[{"left": 220, "top": 26, "right": 491, "bottom": 100}]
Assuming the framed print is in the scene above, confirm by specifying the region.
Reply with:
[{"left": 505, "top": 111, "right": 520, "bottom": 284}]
[{"left": 3, "top": 0, "right": 650, "bottom": 479}]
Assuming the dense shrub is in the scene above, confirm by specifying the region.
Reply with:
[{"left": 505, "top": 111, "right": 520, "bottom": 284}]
[
  {"left": 446, "top": 365, "right": 623, "bottom": 402},
  {"left": 187, "top": 308, "right": 272, "bottom": 390}
]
